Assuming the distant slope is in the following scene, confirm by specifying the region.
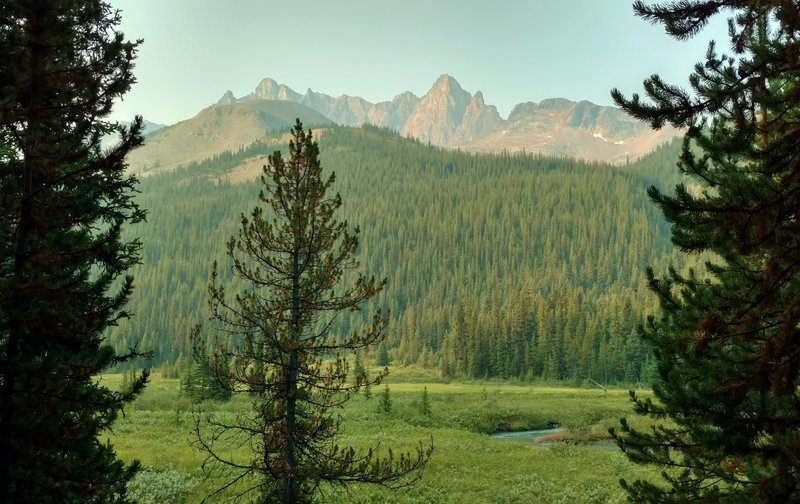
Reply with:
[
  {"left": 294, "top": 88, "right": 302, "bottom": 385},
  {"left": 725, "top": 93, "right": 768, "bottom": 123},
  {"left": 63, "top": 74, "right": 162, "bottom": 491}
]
[
  {"left": 101, "top": 119, "right": 167, "bottom": 150},
  {"left": 142, "top": 119, "right": 168, "bottom": 136},
  {"left": 127, "top": 100, "right": 332, "bottom": 175},
  {"left": 112, "top": 126, "right": 691, "bottom": 383}
]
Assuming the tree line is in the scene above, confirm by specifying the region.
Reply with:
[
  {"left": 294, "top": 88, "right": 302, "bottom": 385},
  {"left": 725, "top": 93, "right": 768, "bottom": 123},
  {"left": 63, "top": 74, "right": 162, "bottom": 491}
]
[{"left": 108, "top": 125, "right": 693, "bottom": 385}]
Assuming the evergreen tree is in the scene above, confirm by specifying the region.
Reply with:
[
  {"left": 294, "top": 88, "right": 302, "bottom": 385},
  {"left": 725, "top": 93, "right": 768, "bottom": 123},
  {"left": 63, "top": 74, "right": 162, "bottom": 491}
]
[
  {"left": 186, "top": 343, "right": 231, "bottom": 402},
  {"left": 193, "top": 120, "right": 431, "bottom": 503},
  {"left": 379, "top": 384, "right": 393, "bottom": 414},
  {"left": 354, "top": 352, "right": 372, "bottom": 398},
  {"left": 0, "top": 1, "right": 148, "bottom": 501},
  {"left": 420, "top": 386, "right": 432, "bottom": 417},
  {"left": 353, "top": 352, "right": 366, "bottom": 386},
  {"left": 376, "top": 341, "right": 390, "bottom": 367},
  {"left": 179, "top": 355, "right": 194, "bottom": 394},
  {"left": 610, "top": 2, "right": 800, "bottom": 501}
]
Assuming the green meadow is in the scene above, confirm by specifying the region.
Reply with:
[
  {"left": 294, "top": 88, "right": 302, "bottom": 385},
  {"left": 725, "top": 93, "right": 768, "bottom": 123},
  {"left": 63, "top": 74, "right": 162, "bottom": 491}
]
[{"left": 103, "top": 369, "right": 660, "bottom": 503}]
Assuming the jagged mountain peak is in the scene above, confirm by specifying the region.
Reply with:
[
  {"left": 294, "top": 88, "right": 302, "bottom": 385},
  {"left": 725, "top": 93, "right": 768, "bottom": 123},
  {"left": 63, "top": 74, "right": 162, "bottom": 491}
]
[
  {"left": 250, "top": 78, "right": 302, "bottom": 102},
  {"left": 393, "top": 90, "right": 419, "bottom": 101},
  {"left": 216, "top": 90, "right": 236, "bottom": 106},
  {"left": 256, "top": 76, "right": 277, "bottom": 86},
  {"left": 401, "top": 74, "right": 473, "bottom": 145},
  {"left": 180, "top": 75, "right": 681, "bottom": 166},
  {"left": 253, "top": 77, "right": 279, "bottom": 92},
  {"left": 432, "top": 73, "right": 459, "bottom": 87}
]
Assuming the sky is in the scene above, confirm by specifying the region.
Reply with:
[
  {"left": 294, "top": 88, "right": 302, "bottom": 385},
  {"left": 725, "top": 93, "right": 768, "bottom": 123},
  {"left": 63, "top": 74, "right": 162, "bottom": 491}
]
[{"left": 107, "top": 0, "right": 732, "bottom": 126}]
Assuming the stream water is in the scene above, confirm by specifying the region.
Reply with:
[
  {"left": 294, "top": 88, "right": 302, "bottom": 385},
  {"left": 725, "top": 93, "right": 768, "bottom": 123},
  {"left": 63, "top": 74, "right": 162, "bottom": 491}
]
[
  {"left": 490, "top": 428, "right": 617, "bottom": 449},
  {"left": 489, "top": 428, "right": 562, "bottom": 442}
]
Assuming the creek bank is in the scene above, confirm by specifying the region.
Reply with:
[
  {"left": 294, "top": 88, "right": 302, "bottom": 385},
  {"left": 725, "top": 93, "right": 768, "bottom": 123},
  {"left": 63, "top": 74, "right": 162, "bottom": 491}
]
[
  {"left": 490, "top": 427, "right": 564, "bottom": 444},
  {"left": 490, "top": 428, "right": 617, "bottom": 449}
]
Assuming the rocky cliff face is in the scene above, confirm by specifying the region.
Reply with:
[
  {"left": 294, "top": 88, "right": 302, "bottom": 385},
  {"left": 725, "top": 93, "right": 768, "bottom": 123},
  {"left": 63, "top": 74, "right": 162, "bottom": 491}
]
[
  {"left": 298, "top": 88, "right": 420, "bottom": 130},
  {"left": 461, "top": 96, "right": 680, "bottom": 162},
  {"left": 368, "top": 91, "right": 420, "bottom": 131},
  {"left": 201, "top": 74, "right": 681, "bottom": 164},
  {"left": 400, "top": 75, "right": 471, "bottom": 145},
  {"left": 453, "top": 91, "right": 504, "bottom": 144},
  {"left": 215, "top": 90, "right": 237, "bottom": 106},
  {"left": 248, "top": 78, "right": 303, "bottom": 102}
]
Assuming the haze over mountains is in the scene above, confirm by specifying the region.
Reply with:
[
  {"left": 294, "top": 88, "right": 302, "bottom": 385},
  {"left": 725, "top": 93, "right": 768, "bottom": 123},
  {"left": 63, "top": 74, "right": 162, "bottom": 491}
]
[{"left": 128, "top": 75, "right": 681, "bottom": 173}]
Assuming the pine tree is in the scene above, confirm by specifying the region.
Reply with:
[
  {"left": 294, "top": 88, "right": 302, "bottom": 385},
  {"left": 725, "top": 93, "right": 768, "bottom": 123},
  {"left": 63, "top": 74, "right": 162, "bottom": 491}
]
[
  {"left": 193, "top": 120, "right": 431, "bottom": 503},
  {"left": 353, "top": 352, "right": 366, "bottom": 386},
  {"left": 186, "top": 343, "right": 231, "bottom": 402},
  {"left": 420, "top": 386, "right": 432, "bottom": 417},
  {"left": 0, "top": 1, "right": 148, "bottom": 501},
  {"left": 379, "top": 384, "right": 393, "bottom": 414},
  {"left": 376, "top": 340, "right": 390, "bottom": 367},
  {"left": 179, "top": 355, "right": 194, "bottom": 394},
  {"left": 610, "top": 1, "right": 800, "bottom": 501}
]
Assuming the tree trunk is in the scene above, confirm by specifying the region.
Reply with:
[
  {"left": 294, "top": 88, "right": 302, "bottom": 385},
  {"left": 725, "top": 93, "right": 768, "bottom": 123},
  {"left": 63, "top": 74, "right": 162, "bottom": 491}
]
[{"left": 283, "top": 247, "right": 301, "bottom": 503}]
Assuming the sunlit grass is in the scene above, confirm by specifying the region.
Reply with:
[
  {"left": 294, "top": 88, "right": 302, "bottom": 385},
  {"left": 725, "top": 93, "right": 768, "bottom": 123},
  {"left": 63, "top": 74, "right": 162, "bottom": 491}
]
[{"left": 103, "top": 371, "right": 659, "bottom": 503}]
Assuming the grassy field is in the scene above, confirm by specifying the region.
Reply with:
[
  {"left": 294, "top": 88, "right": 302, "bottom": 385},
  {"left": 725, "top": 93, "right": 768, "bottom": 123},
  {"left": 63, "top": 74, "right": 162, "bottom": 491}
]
[{"left": 102, "top": 369, "right": 659, "bottom": 503}]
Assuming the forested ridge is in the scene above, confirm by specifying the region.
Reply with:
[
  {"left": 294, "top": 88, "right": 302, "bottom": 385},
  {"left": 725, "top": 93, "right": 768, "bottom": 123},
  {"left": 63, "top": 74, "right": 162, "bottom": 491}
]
[{"left": 111, "top": 125, "right": 688, "bottom": 384}]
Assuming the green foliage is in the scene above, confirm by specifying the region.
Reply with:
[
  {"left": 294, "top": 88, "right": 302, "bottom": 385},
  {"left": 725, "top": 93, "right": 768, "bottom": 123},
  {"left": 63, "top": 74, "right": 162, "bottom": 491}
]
[
  {"left": 377, "top": 341, "right": 391, "bottom": 367},
  {"left": 611, "top": 1, "right": 800, "bottom": 502},
  {"left": 181, "top": 346, "right": 231, "bottom": 402},
  {"left": 379, "top": 384, "right": 393, "bottom": 414},
  {"left": 126, "top": 467, "right": 198, "bottom": 504},
  {"left": 121, "top": 368, "right": 141, "bottom": 394},
  {"left": 161, "top": 361, "right": 177, "bottom": 379},
  {"left": 419, "top": 387, "right": 433, "bottom": 417},
  {"left": 106, "top": 374, "right": 663, "bottom": 504},
  {"left": 355, "top": 354, "right": 372, "bottom": 399},
  {"left": 0, "top": 1, "right": 148, "bottom": 501},
  {"left": 354, "top": 353, "right": 367, "bottom": 385},
  {"left": 420, "top": 387, "right": 432, "bottom": 417},
  {"left": 108, "top": 125, "right": 690, "bottom": 385},
  {"left": 193, "top": 121, "right": 430, "bottom": 503}
]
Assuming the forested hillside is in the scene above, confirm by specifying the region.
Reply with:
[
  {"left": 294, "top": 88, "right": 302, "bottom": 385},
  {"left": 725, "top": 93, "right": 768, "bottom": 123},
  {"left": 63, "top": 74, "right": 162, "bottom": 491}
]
[{"left": 111, "top": 125, "right": 687, "bottom": 384}]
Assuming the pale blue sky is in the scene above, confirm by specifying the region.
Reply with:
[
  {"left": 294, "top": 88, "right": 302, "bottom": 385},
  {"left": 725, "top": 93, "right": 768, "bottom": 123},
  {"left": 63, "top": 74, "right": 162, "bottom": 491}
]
[{"left": 108, "top": 0, "right": 730, "bottom": 125}]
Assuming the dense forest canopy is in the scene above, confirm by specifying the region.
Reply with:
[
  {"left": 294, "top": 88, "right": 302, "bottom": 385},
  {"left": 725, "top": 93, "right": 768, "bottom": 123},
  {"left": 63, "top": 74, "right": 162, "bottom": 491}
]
[{"left": 111, "top": 125, "right": 689, "bottom": 384}]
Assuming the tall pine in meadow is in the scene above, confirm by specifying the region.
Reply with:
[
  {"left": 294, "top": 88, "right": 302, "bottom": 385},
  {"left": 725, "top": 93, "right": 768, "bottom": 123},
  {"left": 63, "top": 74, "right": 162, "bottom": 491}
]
[
  {"left": 193, "top": 120, "right": 431, "bottom": 503},
  {"left": 0, "top": 1, "right": 148, "bottom": 501},
  {"left": 610, "top": 1, "right": 800, "bottom": 501}
]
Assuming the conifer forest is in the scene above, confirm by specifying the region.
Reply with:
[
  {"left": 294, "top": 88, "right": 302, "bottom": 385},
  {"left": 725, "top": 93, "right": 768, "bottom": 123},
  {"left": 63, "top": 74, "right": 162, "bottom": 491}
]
[
  {"left": 2, "top": 1, "right": 800, "bottom": 503},
  {"left": 110, "top": 126, "right": 684, "bottom": 385}
]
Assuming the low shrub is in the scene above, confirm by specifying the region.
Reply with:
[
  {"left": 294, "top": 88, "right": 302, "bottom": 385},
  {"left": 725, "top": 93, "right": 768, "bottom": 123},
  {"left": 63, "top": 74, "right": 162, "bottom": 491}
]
[{"left": 127, "top": 466, "right": 198, "bottom": 504}]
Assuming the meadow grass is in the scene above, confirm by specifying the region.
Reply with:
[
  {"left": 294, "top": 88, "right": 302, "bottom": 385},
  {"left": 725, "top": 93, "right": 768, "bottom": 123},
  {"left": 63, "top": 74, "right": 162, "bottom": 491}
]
[{"left": 101, "top": 370, "right": 659, "bottom": 503}]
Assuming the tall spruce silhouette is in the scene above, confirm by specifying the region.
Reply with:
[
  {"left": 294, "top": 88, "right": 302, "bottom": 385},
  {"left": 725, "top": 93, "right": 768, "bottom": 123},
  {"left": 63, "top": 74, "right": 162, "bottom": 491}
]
[
  {"left": 0, "top": 1, "right": 148, "bottom": 501},
  {"left": 610, "top": 1, "right": 800, "bottom": 501}
]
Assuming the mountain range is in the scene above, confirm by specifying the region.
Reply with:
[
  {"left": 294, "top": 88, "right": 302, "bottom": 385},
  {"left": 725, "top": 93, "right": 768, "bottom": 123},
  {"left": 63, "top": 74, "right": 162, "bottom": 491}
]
[{"left": 127, "top": 75, "right": 681, "bottom": 173}]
